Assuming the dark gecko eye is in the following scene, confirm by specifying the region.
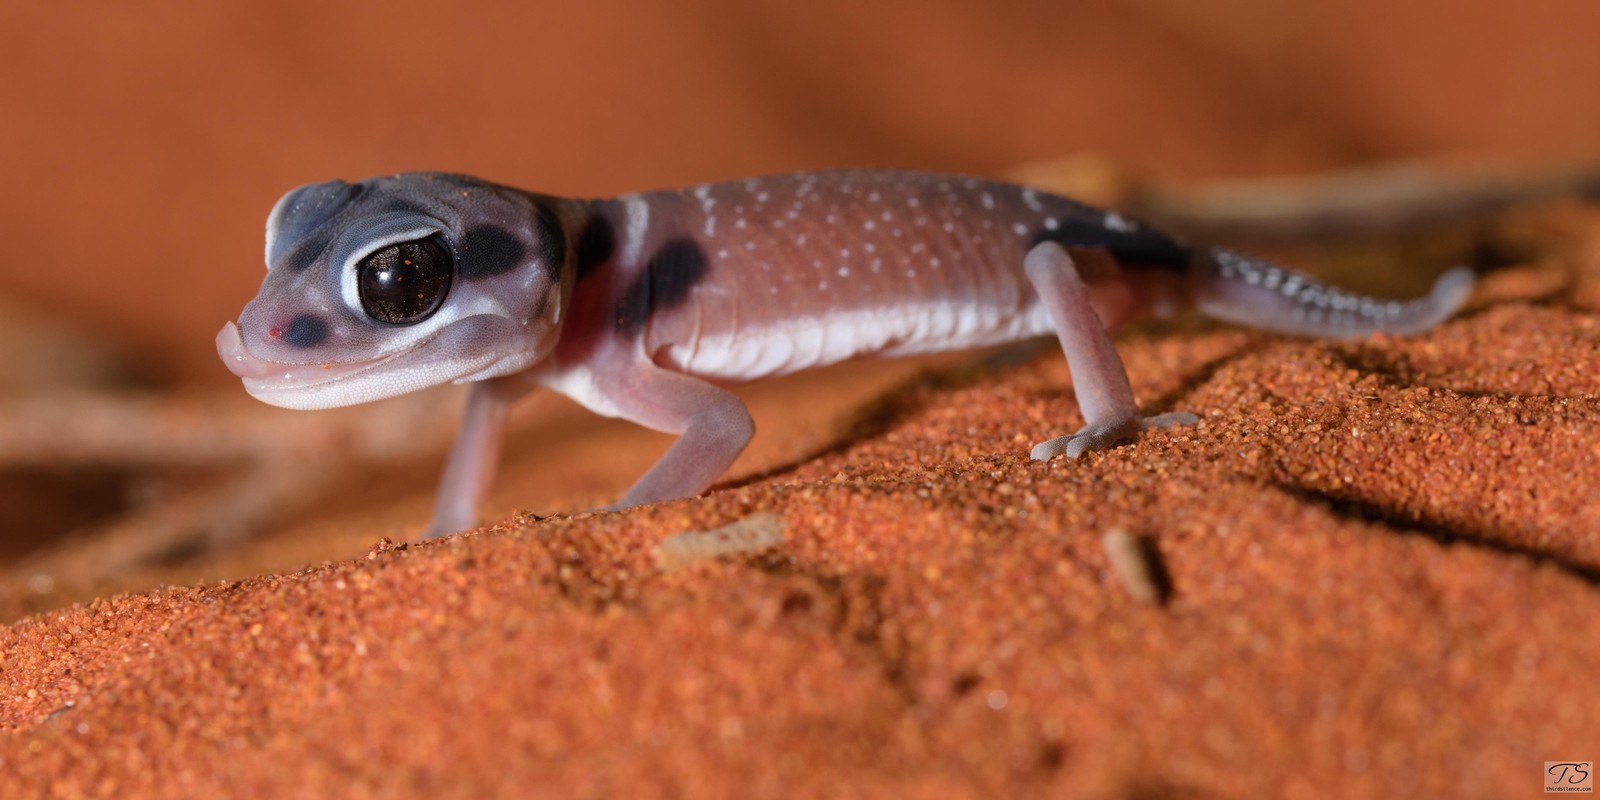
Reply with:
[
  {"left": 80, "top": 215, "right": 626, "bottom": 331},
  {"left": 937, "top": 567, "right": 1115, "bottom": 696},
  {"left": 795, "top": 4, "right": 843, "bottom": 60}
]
[{"left": 357, "top": 235, "right": 453, "bottom": 325}]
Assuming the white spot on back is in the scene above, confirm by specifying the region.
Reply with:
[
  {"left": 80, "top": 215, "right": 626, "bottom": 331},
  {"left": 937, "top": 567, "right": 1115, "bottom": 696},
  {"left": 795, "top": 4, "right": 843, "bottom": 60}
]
[
  {"left": 1105, "top": 212, "right": 1137, "bottom": 232},
  {"left": 1021, "top": 187, "right": 1042, "bottom": 212}
]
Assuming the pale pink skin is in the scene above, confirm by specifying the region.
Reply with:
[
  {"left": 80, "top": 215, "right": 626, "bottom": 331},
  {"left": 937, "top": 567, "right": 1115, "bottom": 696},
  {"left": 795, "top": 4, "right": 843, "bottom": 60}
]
[{"left": 218, "top": 171, "right": 1474, "bottom": 538}]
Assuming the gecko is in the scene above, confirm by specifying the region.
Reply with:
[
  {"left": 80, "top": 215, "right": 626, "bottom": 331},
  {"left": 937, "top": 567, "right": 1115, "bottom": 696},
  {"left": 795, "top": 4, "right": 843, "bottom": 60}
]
[{"left": 216, "top": 170, "right": 1474, "bottom": 538}]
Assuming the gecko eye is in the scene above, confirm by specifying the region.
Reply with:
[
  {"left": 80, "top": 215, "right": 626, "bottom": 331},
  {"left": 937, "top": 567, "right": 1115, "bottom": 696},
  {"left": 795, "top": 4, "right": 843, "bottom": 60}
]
[{"left": 356, "top": 235, "right": 453, "bottom": 325}]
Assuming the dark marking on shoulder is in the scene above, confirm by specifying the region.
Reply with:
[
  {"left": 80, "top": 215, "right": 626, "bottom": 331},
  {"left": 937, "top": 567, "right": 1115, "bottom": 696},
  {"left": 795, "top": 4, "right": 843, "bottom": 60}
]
[
  {"left": 573, "top": 213, "right": 616, "bottom": 281},
  {"left": 458, "top": 226, "right": 525, "bottom": 280},
  {"left": 614, "top": 238, "right": 709, "bottom": 336},
  {"left": 1031, "top": 220, "right": 1191, "bottom": 272},
  {"left": 282, "top": 314, "right": 329, "bottom": 348},
  {"left": 641, "top": 240, "right": 710, "bottom": 309}
]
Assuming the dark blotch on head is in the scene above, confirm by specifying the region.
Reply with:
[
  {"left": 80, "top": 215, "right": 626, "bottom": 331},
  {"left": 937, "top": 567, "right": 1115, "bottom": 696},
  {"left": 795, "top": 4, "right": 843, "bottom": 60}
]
[
  {"left": 377, "top": 198, "right": 435, "bottom": 218},
  {"left": 458, "top": 226, "right": 525, "bottom": 280},
  {"left": 273, "top": 181, "right": 365, "bottom": 272},
  {"left": 282, "top": 314, "right": 329, "bottom": 348},
  {"left": 573, "top": 213, "right": 616, "bottom": 281},
  {"left": 279, "top": 229, "right": 335, "bottom": 274},
  {"left": 1031, "top": 221, "right": 1190, "bottom": 272},
  {"left": 614, "top": 238, "right": 709, "bottom": 336}
]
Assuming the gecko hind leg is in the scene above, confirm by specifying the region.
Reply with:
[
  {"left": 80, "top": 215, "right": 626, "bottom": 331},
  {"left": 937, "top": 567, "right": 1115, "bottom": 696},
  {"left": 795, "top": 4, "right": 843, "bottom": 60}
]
[{"left": 1024, "top": 241, "right": 1198, "bottom": 461}]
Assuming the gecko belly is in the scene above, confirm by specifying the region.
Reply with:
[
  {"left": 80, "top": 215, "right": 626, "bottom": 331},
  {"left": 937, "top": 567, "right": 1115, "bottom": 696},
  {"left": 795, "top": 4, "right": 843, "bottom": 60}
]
[{"left": 656, "top": 299, "right": 1057, "bottom": 381}]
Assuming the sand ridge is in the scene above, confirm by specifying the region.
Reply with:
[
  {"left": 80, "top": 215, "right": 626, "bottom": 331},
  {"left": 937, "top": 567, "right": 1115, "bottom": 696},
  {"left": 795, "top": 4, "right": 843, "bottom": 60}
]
[{"left": 3, "top": 233, "right": 1598, "bottom": 796}]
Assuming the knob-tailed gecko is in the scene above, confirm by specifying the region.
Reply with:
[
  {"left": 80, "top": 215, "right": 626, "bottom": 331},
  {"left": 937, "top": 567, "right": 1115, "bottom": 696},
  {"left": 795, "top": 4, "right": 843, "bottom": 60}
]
[{"left": 217, "top": 171, "right": 1473, "bottom": 537}]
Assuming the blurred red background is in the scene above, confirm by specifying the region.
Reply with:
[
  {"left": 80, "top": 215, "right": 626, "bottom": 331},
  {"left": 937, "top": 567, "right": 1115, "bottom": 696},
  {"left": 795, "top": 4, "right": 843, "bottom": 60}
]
[{"left": 3, "top": 0, "right": 1598, "bottom": 385}]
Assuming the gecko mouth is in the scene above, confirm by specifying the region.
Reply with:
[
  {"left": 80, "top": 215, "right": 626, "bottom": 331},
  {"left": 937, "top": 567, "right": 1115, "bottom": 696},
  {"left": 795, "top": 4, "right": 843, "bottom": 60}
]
[
  {"left": 215, "top": 318, "right": 523, "bottom": 410},
  {"left": 216, "top": 321, "right": 408, "bottom": 388}
]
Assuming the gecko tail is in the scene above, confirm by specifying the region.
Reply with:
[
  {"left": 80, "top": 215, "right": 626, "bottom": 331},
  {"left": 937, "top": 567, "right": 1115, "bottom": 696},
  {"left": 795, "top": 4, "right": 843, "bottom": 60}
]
[{"left": 1193, "top": 248, "right": 1474, "bottom": 339}]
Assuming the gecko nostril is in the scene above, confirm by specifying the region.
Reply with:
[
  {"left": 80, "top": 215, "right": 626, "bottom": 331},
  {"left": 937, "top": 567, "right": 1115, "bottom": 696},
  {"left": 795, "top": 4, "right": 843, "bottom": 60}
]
[{"left": 281, "top": 314, "right": 329, "bottom": 348}]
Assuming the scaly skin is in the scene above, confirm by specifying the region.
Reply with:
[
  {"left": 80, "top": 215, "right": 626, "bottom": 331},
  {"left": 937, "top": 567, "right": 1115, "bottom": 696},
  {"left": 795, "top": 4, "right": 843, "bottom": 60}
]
[{"left": 217, "top": 170, "right": 1475, "bottom": 537}]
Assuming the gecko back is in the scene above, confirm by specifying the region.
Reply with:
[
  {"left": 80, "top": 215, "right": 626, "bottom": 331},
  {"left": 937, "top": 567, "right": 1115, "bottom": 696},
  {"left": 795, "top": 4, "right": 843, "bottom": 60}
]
[{"left": 569, "top": 171, "right": 1201, "bottom": 381}]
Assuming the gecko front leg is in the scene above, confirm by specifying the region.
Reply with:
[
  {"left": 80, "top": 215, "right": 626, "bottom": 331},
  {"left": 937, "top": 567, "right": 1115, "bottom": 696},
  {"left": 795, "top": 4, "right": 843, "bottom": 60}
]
[
  {"left": 584, "top": 354, "right": 756, "bottom": 509},
  {"left": 424, "top": 374, "right": 539, "bottom": 538},
  {"left": 1025, "top": 241, "right": 1198, "bottom": 460},
  {"left": 426, "top": 347, "right": 757, "bottom": 532}
]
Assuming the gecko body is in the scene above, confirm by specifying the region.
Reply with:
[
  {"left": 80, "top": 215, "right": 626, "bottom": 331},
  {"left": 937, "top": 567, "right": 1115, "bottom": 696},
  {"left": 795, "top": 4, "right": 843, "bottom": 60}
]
[{"left": 218, "top": 170, "right": 1473, "bottom": 536}]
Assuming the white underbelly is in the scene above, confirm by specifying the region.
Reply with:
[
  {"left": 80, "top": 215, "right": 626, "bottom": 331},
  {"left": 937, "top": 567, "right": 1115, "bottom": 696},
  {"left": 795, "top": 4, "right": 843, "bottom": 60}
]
[{"left": 657, "top": 300, "right": 1056, "bottom": 381}]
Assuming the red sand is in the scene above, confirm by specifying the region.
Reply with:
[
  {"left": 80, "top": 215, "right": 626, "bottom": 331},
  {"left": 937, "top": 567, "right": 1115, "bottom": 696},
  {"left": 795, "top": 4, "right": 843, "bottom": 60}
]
[{"left": 3, "top": 244, "right": 1599, "bottom": 796}]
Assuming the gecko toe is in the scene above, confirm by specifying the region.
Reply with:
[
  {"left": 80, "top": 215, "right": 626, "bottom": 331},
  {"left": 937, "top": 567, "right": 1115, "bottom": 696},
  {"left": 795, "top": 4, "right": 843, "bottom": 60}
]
[
  {"left": 1143, "top": 411, "right": 1199, "bottom": 430},
  {"left": 1030, "top": 412, "right": 1198, "bottom": 461}
]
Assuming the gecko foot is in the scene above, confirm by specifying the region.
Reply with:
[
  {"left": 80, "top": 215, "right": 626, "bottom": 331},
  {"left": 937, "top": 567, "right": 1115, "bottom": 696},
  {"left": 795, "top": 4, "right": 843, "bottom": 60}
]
[{"left": 1030, "top": 412, "right": 1199, "bottom": 461}]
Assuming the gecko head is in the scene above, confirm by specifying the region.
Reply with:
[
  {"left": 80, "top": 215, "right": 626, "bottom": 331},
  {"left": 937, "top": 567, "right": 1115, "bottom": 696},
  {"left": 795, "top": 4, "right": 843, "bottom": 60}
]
[{"left": 217, "top": 173, "right": 569, "bottom": 410}]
